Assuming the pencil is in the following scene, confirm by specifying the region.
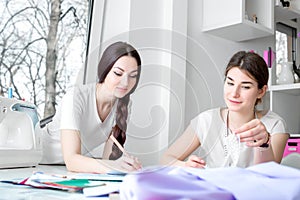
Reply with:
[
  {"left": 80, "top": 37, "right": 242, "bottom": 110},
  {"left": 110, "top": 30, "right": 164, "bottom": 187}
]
[{"left": 109, "top": 135, "right": 129, "bottom": 156}]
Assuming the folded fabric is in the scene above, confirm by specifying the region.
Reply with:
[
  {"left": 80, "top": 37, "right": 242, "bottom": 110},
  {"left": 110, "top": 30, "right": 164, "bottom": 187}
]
[
  {"left": 119, "top": 166, "right": 235, "bottom": 200},
  {"left": 186, "top": 162, "right": 300, "bottom": 200},
  {"left": 119, "top": 162, "right": 300, "bottom": 200}
]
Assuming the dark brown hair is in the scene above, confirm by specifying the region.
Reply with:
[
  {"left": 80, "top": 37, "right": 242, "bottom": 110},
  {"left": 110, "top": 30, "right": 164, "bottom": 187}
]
[
  {"left": 97, "top": 41, "right": 141, "bottom": 159},
  {"left": 225, "top": 51, "right": 268, "bottom": 105}
]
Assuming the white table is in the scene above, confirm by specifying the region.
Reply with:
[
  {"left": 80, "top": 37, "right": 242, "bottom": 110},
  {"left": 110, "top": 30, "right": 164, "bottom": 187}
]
[{"left": 0, "top": 165, "right": 119, "bottom": 200}]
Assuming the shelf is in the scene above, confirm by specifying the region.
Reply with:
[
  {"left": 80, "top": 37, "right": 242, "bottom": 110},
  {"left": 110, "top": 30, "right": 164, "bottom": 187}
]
[
  {"left": 270, "top": 4, "right": 300, "bottom": 136},
  {"left": 203, "top": 20, "right": 273, "bottom": 42},
  {"left": 269, "top": 83, "right": 300, "bottom": 95},
  {"left": 275, "top": 5, "right": 300, "bottom": 21},
  {"left": 202, "top": 0, "right": 274, "bottom": 42},
  {"left": 290, "top": 133, "right": 300, "bottom": 138}
]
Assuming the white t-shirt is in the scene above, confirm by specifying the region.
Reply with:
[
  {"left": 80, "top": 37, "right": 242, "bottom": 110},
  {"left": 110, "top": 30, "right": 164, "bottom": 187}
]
[
  {"left": 190, "top": 108, "right": 287, "bottom": 168},
  {"left": 40, "top": 83, "right": 121, "bottom": 164}
]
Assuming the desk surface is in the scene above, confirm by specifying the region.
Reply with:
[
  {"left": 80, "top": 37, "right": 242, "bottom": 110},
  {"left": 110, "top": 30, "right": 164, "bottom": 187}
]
[{"left": 0, "top": 165, "right": 119, "bottom": 200}]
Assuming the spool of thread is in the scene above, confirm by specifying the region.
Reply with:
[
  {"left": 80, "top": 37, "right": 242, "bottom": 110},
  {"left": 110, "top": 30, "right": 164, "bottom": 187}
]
[{"left": 8, "top": 87, "right": 13, "bottom": 98}]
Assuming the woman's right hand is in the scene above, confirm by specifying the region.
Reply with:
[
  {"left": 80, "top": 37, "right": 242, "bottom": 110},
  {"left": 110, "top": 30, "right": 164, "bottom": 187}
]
[
  {"left": 113, "top": 154, "right": 142, "bottom": 172},
  {"left": 185, "top": 155, "right": 206, "bottom": 168}
]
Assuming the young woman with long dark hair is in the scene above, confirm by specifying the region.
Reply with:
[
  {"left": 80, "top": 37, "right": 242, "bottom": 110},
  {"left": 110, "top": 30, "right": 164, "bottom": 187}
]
[{"left": 41, "top": 41, "right": 142, "bottom": 173}]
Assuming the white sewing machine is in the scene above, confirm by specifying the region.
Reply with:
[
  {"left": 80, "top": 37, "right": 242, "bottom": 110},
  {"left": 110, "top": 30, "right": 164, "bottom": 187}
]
[{"left": 0, "top": 97, "right": 42, "bottom": 168}]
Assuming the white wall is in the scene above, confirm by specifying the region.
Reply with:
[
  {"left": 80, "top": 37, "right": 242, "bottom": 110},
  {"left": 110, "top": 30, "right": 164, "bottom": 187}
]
[
  {"left": 126, "top": 0, "right": 188, "bottom": 166},
  {"left": 85, "top": 0, "right": 131, "bottom": 83}
]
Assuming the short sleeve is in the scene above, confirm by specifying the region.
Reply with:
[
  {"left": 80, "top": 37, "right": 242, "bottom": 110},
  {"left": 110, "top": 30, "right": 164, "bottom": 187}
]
[
  {"left": 269, "top": 117, "right": 288, "bottom": 135},
  {"left": 261, "top": 111, "right": 288, "bottom": 137},
  {"left": 190, "top": 115, "right": 199, "bottom": 133},
  {"left": 59, "top": 89, "right": 81, "bottom": 130},
  {"left": 189, "top": 111, "right": 211, "bottom": 142},
  {"left": 273, "top": 119, "right": 286, "bottom": 133}
]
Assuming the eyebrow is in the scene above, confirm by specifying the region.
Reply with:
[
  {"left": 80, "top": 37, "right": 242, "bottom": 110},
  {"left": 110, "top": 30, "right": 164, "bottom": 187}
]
[
  {"left": 226, "top": 76, "right": 254, "bottom": 85},
  {"left": 113, "top": 66, "right": 138, "bottom": 73}
]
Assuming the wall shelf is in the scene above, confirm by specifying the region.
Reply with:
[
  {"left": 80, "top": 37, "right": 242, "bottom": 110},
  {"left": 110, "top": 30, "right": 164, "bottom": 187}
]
[
  {"left": 269, "top": 83, "right": 300, "bottom": 95},
  {"left": 268, "top": 2, "right": 300, "bottom": 134},
  {"left": 275, "top": 5, "right": 300, "bottom": 21},
  {"left": 202, "top": 0, "right": 274, "bottom": 42}
]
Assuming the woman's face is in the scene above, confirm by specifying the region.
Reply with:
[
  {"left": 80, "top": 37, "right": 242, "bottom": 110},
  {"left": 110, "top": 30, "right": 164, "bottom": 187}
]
[
  {"left": 223, "top": 67, "right": 265, "bottom": 113},
  {"left": 104, "top": 55, "right": 139, "bottom": 98}
]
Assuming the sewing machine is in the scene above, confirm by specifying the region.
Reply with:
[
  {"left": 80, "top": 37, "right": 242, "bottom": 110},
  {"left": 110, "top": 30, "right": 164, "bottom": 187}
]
[{"left": 0, "top": 97, "right": 42, "bottom": 168}]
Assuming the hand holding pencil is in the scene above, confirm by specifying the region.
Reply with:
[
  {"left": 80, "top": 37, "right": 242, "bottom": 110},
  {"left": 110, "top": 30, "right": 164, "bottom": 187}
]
[{"left": 110, "top": 135, "right": 142, "bottom": 171}]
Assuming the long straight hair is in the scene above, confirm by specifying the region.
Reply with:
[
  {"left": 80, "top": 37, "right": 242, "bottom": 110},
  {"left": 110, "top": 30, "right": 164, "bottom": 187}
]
[{"left": 97, "top": 41, "right": 141, "bottom": 159}]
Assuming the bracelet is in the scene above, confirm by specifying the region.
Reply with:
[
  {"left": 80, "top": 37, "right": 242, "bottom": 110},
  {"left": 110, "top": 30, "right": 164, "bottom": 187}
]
[{"left": 259, "top": 132, "right": 270, "bottom": 148}]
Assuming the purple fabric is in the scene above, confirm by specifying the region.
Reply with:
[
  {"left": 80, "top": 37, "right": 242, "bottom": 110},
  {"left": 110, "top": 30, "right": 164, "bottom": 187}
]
[
  {"left": 119, "top": 162, "right": 300, "bottom": 200},
  {"left": 119, "top": 167, "right": 235, "bottom": 200},
  {"left": 186, "top": 162, "right": 300, "bottom": 200}
]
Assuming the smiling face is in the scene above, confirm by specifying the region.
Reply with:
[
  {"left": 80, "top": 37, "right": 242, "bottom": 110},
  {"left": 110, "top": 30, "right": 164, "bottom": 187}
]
[
  {"left": 103, "top": 55, "right": 139, "bottom": 98},
  {"left": 224, "top": 67, "right": 266, "bottom": 113}
]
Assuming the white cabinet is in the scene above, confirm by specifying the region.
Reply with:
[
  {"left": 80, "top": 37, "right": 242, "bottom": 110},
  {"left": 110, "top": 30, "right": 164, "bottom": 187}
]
[
  {"left": 202, "top": 0, "right": 274, "bottom": 41},
  {"left": 264, "top": 5, "right": 300, "bottom": 135},
  {"left": 265, "top": 84, "right": 300, "bottom": 135}
]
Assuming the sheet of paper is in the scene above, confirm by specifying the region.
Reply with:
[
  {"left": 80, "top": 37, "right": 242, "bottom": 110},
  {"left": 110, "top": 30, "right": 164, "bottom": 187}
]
[{"left": 83, "top": 183, "right": 120, "bottom": 197}]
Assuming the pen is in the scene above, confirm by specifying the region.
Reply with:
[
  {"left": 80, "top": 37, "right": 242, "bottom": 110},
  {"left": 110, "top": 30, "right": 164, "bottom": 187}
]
[
  {"left": 109, "top": 135, "right": 143, "bottom": 170},
  {"left": 109, "top": 135, "right": 129, "bottom": 156}
]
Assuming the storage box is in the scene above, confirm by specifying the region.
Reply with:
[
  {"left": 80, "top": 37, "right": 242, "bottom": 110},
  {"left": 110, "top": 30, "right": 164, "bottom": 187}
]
[{"left": 283, "top": 135, "right": 300, "bottom": 157}]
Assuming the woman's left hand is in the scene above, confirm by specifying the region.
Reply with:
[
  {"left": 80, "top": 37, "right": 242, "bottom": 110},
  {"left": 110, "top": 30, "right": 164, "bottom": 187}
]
[{"left": 234, "top": 119, "right": 269, "bottom": 147}]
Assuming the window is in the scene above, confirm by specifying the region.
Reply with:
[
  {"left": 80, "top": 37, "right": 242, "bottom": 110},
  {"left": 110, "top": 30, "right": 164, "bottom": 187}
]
[
  {"left": 275, "top": 22, "right": 297, "bottom": 77},
  {"left": 0, "top": 0, "right": 90, "bottom": 118}
]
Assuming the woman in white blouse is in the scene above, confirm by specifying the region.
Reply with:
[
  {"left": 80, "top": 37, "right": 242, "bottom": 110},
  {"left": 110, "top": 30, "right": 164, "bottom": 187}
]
[
  {"left": 40, "top": 42, "right": 142, "bottom": 173},
  {"left": 161, "top": 51, "right": 289, "bottom": 168}
]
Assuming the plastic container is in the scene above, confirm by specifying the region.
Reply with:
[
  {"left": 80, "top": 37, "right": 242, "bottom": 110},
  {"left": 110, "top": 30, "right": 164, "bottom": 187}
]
[{"left": 283, "top": 135, "right": 300, "bottom": 157}]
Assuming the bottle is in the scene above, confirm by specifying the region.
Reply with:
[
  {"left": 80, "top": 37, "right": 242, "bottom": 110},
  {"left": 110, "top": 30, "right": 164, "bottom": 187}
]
[
  {"left": 294, "top": 72, "right": 300, "bottom": 83},
  {"left": 8, "top": 87, "right": 13, "bottom": 98},
  {"left": 292, "top": 61, "right": 300, "bottom": 83},
  {"left": 277, "top": 62, "right": 295, "bottom": 85}
]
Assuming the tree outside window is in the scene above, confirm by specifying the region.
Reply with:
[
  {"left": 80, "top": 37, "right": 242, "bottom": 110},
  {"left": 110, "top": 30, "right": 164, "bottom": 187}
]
[{"left": 0, "top": 0, "right": 89, "bottom": 118}]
